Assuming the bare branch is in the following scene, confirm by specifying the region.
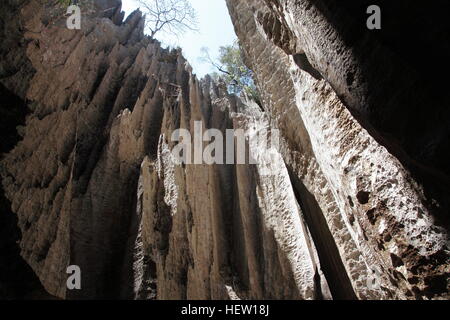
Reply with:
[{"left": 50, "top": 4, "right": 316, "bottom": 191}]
[
  {"left": 135, "top": 0, "right": 198, "bottom": 38},
  {"left": 199, "top": 47, "right": 232, "bottom": 76}
]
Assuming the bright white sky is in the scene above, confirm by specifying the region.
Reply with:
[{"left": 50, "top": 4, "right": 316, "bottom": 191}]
[{"left": 121, "top": 0, "right": 237, "bottom": 78}]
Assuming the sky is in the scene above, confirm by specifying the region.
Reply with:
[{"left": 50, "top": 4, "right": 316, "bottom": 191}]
[{"left": 121, "top": 0, "right": 237, "bottom": 78}]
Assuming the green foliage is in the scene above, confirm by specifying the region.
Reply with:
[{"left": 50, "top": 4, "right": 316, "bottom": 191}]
[
  {"left": 201, "top": 41, "right": 260, "bottom": 104},
  {"left": 218, "top": 43, "right": 257, "bottom": 96}
]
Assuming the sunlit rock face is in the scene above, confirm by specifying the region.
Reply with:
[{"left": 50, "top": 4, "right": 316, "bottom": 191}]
[
  {"left": 226, "top": 0, "right": 450, "bottom": 299},
  {"left": 0, "top": 0, "right": 448, "bottom": 300},
  {"left": 0, "top": 0, "right": 328, "bottom": 300}
]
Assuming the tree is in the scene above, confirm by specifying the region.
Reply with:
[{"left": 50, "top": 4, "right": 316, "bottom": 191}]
[
  {"left": 200, "top": 40, "right": 260, "bottom": 104},
  {"left": 136, "top": 0, "right": 198, "bottom": 38}
]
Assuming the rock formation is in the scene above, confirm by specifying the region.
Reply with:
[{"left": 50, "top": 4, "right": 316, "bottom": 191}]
[
  {"left": 225, "top": 0, "right": 450, "bottom": 299},
  {"left": 0, "top": 0, "right": 448, "bottom": 300}
]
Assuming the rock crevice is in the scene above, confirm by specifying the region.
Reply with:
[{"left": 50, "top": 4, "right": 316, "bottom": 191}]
[{"left": 0, "top": 0, "right": 448, "bottom": 300}]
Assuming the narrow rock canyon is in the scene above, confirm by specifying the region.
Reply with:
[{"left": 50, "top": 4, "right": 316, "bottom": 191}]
[{"left": 0, "top": 0, "right": 448, "bottom": 300}]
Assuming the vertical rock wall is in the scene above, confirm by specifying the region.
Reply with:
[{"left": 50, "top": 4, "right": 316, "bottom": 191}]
[
  {"left": 1, "top": 0, "right": 328, "bottom": 300},
  {"left": 226, "top": 0, "right": 449, "bottom": 299},
  {"left": 0, "top": 0, "right": 448, "bottom": 300}
]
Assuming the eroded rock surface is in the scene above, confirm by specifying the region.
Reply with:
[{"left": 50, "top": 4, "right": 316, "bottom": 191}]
[
  {"left": 226, "top": 0, "right": 450, "bottom": 299},
  {"left": 0, "top": 0, "right": 448, "bottom": 300}
]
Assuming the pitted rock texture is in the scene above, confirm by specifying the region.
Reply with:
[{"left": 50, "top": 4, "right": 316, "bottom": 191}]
[
  {"left": 1, "top": 0, "right": 328, "bottom": 300},
  {"left": 0, "top": 0, "right": 449, "bottom": 300},
  {"left": 226, "top": 0, "right": 449, "bottom": 299}
]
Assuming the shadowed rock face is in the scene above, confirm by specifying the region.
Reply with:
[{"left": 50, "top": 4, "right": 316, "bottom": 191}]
[
  {"left": 238, "top": 0, "right": 450, "bottom": 225},
  {"left": 226, "top": 0, "right": 450, "bottom": 299},
  {"left": 0, "top": 83, "right": 54, "bottom": 300},
  {"left": 0, "top": 0, "right": 327, "bottom": 300},
  {"left": 0, "top": 0, "right": 448, "bottom": 300}
]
